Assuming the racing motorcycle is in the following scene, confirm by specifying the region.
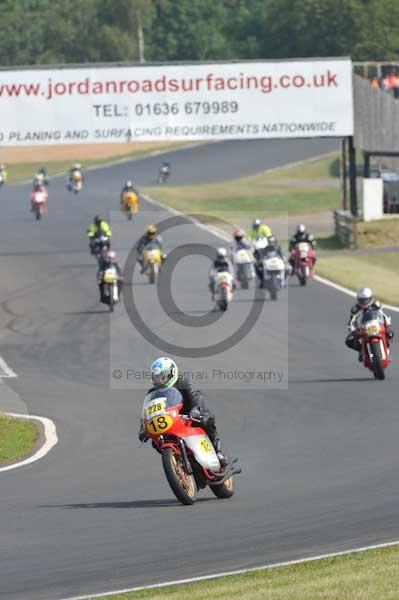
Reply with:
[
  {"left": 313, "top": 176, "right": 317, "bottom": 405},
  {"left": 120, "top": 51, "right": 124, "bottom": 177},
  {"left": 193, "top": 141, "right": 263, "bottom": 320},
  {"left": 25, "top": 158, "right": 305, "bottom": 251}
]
[
  {"left": 68, "top": 171, "right": 83, "bottom": 194},
  {"left": 293, "top": 242, "right": 315, "bottom": 286},
  {"left": 233, "top": 247, "right": 255, "bottom": 289},
  {"left": 358, "top": 308, "right": 392, "bottom": 380},
  {"left": 100, "top": 266, "right": 120, "bottom": 313},
  {"left": 141, "top": 387, "right": 241, "bottom": 505},
  {"left": 91, "top": 235, "right": 110, "bottom": 265},
  {"left": 121, "top": 190, "right": 139, "bottom": 221},
  {"left": 143, "top": 243, "right": 162, "bottom": 284},
  {"left": 157, "top": 164, "right": 170, "bottom": 184},
  {"left": 30, "top": 187, "right": 48, "bottom": 221},
  {"left": 262, "top": 251, "right": 286, "bottom": 301},
  {"left": 214, "top": 270, "right": 234, "bottom": 311}
]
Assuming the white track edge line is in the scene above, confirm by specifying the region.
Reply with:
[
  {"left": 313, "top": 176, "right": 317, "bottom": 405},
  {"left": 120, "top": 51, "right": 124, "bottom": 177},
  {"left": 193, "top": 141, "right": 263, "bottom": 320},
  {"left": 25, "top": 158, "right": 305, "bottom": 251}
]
[
  {"left": 0, "top": 412, "right": 58, "bottom": 473},
  {"left": 63, "top": 538, "right": 399, "bottom": 600},
  {"left": 0, "top": 356, "right": 17, "bottom": 378}
]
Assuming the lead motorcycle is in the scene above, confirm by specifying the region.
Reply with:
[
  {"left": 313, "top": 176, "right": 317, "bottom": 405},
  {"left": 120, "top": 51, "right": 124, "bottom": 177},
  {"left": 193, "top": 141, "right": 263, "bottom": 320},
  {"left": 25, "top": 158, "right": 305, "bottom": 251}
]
[
  {"left": 141, "top": 387, "right": 241, "bottom": 505},
  {"left": 358, "top": 308, "right": 392, "bottom": 380}
]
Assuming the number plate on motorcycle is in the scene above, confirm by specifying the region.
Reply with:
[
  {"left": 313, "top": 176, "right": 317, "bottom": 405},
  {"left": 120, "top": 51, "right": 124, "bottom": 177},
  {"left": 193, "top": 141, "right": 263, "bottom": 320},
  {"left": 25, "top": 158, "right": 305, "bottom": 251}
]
[
  {"left": 144, "top": 398, "right": 166, "bottom": 418},
  {"left": 145, "top": 414, "right": 173, "bottom": 435},
  {"left": 199, "top": 438, "right": 213, "bottom": 454},
  {"left": 365, "top": 321, "right": 379, "bottom": 335}
]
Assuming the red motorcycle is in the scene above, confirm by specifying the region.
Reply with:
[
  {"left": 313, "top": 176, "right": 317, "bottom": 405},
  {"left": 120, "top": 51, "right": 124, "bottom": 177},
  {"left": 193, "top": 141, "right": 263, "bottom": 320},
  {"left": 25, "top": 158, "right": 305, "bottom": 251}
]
[
  {"left": 30, "top": 187, "right": 48, "bottom": 221},
  {"left": 292, "top": 242, "right": 315, "bottom": 286},
  {"left": 359, "top": 308, "right": 392, "bottom": 380},
  {"left": 142, "top": 389, "right": 241, "bottom": 505}
]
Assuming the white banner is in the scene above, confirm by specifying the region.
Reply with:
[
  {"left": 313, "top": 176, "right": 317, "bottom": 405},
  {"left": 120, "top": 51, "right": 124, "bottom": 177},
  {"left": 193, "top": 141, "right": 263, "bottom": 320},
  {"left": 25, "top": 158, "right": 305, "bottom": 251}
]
[{"left": 0, "top": 60, "right": 353, "bottom": 146}]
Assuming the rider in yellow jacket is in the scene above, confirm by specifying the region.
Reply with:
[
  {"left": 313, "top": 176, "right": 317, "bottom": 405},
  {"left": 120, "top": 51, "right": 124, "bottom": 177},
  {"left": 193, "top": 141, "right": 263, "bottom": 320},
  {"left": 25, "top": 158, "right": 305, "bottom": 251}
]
[{"left": 246, "top": 218, "right": 272, "bottom": 241}]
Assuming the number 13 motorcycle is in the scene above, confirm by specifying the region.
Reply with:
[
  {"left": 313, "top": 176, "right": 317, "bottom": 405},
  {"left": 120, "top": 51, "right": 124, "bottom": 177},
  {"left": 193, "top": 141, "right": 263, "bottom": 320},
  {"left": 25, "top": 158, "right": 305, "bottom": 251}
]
[{"left": 141, "top": 388, "right": 241, "bottom": 505}]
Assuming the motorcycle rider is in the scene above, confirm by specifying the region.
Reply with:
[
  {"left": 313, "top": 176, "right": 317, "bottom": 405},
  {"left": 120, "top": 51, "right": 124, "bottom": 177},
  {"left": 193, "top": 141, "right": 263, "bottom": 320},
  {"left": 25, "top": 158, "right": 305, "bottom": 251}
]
[
  {"left": 120, "top": 180, "right": 138, "bottom": 199},
  {"left": 97, "top": 249, "right": 123, "bottom": 303},
  {"left": 139, "top": 357, "right": 228, "bottom": 466},
  {"left": 209, "top": 247, "right": 234, "bottom": 300},
  {"left": 0, "top": 164, "right": 8, "bottom": 184},
  {"left": 68, "top": 163, "right": 83, "bottom": 189},
  {"left": 345, "top": 287, "right": 394, "bottom": 361},
  {"left": 120, "top": 180, "right": 139, "bottom": 212},
  {"left": 247, "top": 218, "right": 272, "bottom": 242},
  {"left": 254, "top": 235, "right": 286, "bottom": 288},
  {"left": 230, "top": 228, "right": 252, "bottom": 256},
  {"left": 288, "top": 224, "right": 317, "bottom": 273},
  {"left": 87, "top": 215, "right": 112, "bottom": 254},
  {"left": 136, "top": 224, "right": 165, "bottom": 273},
  {"left": 33, "top": 171, "right": 46, "bottom": 190}
]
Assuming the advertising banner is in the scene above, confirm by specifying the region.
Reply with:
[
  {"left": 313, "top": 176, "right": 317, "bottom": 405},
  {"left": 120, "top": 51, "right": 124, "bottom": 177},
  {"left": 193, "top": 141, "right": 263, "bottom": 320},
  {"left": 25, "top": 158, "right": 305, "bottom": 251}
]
[{"left": 0, "top": 59, "right": 354, "bottom": 145}]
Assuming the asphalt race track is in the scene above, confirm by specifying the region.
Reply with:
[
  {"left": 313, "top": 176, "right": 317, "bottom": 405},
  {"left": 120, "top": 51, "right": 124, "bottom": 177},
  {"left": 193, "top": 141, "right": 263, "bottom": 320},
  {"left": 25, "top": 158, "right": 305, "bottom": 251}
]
[{"left": 1, "top": 138, "right": 398, "bottom": 600}]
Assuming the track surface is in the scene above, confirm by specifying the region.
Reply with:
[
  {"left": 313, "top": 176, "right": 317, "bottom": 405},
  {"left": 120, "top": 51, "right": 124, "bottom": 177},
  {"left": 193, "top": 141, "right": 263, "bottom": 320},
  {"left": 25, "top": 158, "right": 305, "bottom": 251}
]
[{"left": 1, "top": 139, "right": 399, "bottom": 600}]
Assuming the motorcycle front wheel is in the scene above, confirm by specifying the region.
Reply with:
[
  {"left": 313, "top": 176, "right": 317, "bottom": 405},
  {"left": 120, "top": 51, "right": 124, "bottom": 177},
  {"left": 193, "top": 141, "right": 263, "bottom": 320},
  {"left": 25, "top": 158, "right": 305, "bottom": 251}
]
[
  {"left": 270, "top": 273, "right": 278, "bottom": 301},
  {"left": 162, "top": 448, "right": 197, "bottom": 505},
  {"left": 370, "top": 341, "right": 385, "bottom": 380}
]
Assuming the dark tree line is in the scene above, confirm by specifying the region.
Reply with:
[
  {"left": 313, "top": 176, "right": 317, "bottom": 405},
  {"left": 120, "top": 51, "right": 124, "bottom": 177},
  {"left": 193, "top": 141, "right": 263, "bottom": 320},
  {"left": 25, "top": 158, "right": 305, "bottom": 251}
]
[{"left": 0, "top": 0, "right": 397, "bottom": 67}]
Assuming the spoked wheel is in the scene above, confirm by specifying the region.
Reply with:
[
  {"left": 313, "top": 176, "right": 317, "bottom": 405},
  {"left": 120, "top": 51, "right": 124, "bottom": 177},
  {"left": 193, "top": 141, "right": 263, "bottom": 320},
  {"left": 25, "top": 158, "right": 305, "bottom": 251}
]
[
  {"left": 162, "top": 448, "right": 197, "bottom": 505},
  {"left": 210, "top": 475, "right": 235, "bottom": 499}
]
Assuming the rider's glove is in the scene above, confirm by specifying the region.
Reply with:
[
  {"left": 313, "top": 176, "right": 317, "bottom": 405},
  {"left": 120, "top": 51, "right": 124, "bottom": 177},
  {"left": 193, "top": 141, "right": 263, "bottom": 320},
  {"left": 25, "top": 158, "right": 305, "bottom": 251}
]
[
  {"left": 138, "top": 426, "right": 149, "bottom": 443},
  {"left": 189, "top": 407, "right": 203, "bottom": 422}
]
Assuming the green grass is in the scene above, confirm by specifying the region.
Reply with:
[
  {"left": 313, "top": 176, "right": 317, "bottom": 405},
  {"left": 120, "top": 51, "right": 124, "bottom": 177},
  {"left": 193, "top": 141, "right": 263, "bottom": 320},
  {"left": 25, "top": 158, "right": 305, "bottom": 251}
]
[
  {"left": 317, "top": 252, "right": 399, "bottom": 306},
  {"left": 0, "top": 414, "right": 38, "bottom": 465},
  {"left": 142, "top": 155, "right": 340, "bottom": 221},
  {"left": 92, "top": 544, "right": 399, "bottom": 600},
  {"left": 356, "top": 219, "right": 399, "bottom": 249},
  {"left": 5, "top": 142, "right": 185, "bottom": 184}
]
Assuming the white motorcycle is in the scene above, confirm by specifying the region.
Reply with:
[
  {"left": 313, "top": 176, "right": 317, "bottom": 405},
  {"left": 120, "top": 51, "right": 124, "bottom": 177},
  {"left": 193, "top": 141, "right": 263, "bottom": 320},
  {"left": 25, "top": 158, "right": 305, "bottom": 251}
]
[
  {"left": 233, "top": 247, "right": 255, "bottom": 289},
  {"left": 214, "top": 271, "right": 234, "bottom": 311},
  {"left": 262, "top": 252, "right": 286, "bottom": 301}
]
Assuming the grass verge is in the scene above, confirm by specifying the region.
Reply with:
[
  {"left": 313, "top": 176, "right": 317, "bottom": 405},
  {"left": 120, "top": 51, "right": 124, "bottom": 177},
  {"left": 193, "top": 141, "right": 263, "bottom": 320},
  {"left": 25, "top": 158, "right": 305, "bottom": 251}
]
[
  {"left": 142, "top": 155, "right": 340, "bottom": 221},
  {"left": 93, "top": 544, "right": 399, "bottom": 600},
  {"left": 317, "top": 252, "right": 399, "bottom": 306},
  {"left": 356, "top": 219, "right": 399, "bottom": 249},
  {"left": 0, "top": 414, "right": 38, "bottom": 465},
  {"left": 5, "top": 142, "right": 186, "bottom": 184}
]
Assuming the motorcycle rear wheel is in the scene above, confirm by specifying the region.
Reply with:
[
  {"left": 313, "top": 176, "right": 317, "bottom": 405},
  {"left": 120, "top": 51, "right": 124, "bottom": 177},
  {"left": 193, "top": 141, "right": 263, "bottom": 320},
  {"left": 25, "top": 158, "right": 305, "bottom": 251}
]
[
  {"left": 209, "top": 475, "right": 235, "bottom": 499},
  {"left": 370, "top": 341, "right": 385, "bottom": 380},
  {"left": 162, "top": 448, "right": 197, "bottom": 505}
]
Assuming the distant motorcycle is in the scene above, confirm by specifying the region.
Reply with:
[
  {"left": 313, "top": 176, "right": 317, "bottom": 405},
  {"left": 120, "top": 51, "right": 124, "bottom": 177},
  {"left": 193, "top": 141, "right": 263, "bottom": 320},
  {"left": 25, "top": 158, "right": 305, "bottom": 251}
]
[
  {"left": 262, "top": 252, "right": 286, "bottom": 301},
  {"left": 30, "top": 187, "right": 48, "bottom": 221},
  {"left": 157, "top": 164, "right": 170, "bottom": 184},
  {"left": 143, "top": 243, "right": 163, "bottom": 284},
  {"left": 358, "top": 308, "right": 392, "bottom": 380},
  {"left": 68, "top": 172, "right": 83, "bottom": 194},
  {"left": 121, "top": 190, "right": 139, "bottom": 221},
  {"left": 141, "top": 387, "right": 241, "bottom": 505},
  {"left": 233, "top": 247, "right": 255, "bottom": 290},
  {"left": 214, "top": 271, "right": 234, "bottom": 311},
  {"left": 100, "top": 266, "right": 120, "bottom": 313},
  {"left": 292, "top": 242, "right": 315, "bottom": 286}
]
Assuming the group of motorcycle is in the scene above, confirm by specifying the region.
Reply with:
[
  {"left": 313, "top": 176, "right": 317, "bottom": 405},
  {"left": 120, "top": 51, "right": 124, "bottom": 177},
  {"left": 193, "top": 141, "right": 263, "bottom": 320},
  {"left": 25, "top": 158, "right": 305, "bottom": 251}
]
[
  {"left": 214, "top": 236, "right": 315, "bottom": 311},
  {"left": 30, "top": 165, "right": 83, "bottom": 221}
]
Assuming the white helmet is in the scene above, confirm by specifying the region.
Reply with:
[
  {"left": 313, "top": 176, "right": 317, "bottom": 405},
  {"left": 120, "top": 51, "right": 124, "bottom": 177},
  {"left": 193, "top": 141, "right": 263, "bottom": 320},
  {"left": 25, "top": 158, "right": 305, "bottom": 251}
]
[
  {"left": 126, "top": 180, "right": 133, "bottom": 187},
  {"left": 297, "top": 224, "right": 306, "bottom": 234},
  {"left": 357, "top": 287, "right": 373, "bottom": 308},
  {"left": 252, "top": 218, "right": 261, "bottom": 229},
  {"left": 216, "top": 247, "right": 227, "bottom": 259}
]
